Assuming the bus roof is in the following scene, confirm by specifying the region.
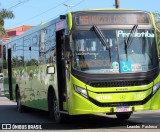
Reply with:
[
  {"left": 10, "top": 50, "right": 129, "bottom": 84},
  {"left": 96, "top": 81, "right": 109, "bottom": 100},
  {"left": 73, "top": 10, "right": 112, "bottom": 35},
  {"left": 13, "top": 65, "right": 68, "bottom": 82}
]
[
  {"left": 77, "top": 8, "right": 150, "bottom": 14},
  {"left": 4, "top": 8, "right": 151, "bottom": 45},
  {"left": 4, "top": 17, "right": 60, "bottom": 45}
]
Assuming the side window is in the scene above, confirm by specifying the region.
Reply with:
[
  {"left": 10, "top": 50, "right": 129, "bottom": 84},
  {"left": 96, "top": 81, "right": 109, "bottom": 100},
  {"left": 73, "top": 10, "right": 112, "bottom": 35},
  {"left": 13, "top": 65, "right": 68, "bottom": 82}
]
[
  {"left": 24, "top": 36, "right": 31, "bottom": 66},
  {"left": 30, "top": 46, "right": 39, "bottom": 66},
  {"left": 30, "top": 32, "right": 40, "bottom": 66},
  {"left": 46, "top": 46, "right": 56, "bottom": 63},
  {"left": 12, "top": 41, "right": 17, "bottom": 68},
  {"left": 41, "top": 24, "right": 56, "bottom": 64},
  {"left": 16, "top": 38, "right": 24, "bottom": 67},
  {"left": 39, "top": 29, "right": 46, "bottom": 64}
]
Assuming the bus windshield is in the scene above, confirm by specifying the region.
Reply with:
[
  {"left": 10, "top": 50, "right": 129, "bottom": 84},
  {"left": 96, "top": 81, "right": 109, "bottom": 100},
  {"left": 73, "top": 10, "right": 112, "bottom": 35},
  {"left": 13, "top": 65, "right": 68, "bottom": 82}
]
[{"left": 72, "top": 29, "right": 158, "bottom": 73}]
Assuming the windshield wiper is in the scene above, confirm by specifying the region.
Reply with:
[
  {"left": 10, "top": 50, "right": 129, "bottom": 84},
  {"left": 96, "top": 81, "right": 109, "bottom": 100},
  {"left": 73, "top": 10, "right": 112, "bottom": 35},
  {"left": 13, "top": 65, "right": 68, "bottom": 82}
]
[
  {"left": 126, "top": 24, "right": 138, "bottom": 49},
  {"left": 91, "top": 25, "right": 110, "bottom": 49},
  {"left": 91, "top": 25, "right": 112, "bottom": 62},
  {"left": 124, "top": 24, "right": 138, "bottom": 50},
  {"left": 124, "top": 24, "right": 138, "bottom": 60}
]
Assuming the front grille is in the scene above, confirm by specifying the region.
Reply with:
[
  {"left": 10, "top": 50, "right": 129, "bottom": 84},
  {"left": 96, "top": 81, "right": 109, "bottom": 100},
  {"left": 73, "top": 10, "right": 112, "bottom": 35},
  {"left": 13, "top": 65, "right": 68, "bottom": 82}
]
[
  {"left": 89, "top": 94, "right": 152, "bottom": 107},
  {"left": 89, "top": 80, "right": 150, "bottom": 87},
  {"left": 93, "top": 102, "right": 141, "bottom": 107}
]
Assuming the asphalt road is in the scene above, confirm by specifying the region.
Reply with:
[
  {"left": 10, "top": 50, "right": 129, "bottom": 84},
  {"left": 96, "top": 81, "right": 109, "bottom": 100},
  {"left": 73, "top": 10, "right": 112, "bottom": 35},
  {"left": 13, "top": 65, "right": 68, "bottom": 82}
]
[{"left": 0, "top": 93, "right": 160, "bottom": 131}]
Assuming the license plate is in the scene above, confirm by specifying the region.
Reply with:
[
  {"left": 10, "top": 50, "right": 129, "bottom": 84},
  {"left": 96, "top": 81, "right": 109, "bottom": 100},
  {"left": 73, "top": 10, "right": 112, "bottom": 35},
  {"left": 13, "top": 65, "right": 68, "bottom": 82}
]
[{"left": 116, "top": 106, "right": 131, "bottom": 112}]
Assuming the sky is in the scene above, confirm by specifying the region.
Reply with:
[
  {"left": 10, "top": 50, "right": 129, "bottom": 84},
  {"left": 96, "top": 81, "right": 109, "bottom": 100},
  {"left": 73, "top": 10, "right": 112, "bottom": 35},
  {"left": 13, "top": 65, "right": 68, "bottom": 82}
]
[{"left": 0, "top": 0, "right": 160, "bottom": 30}]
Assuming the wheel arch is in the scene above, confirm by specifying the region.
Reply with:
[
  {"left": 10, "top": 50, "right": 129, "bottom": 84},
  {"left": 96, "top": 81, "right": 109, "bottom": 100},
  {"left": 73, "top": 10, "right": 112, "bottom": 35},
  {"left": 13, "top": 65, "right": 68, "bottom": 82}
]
[{"left": 47, "top": 85, "right": 56, "bottom": 110}]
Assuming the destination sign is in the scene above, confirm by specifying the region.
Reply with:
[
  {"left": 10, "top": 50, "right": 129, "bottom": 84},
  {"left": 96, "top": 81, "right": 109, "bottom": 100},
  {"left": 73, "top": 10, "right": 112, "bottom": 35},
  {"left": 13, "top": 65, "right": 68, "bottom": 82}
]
[{"left": 75, "top": 13, "right": 150, "bottom": 25}]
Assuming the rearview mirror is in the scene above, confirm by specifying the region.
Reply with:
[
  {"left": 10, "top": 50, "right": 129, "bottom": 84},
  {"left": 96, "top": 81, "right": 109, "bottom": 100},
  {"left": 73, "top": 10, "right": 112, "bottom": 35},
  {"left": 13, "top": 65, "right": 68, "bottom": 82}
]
[{"left": 47, "top": 66, "right": 55, "bottom": 74}]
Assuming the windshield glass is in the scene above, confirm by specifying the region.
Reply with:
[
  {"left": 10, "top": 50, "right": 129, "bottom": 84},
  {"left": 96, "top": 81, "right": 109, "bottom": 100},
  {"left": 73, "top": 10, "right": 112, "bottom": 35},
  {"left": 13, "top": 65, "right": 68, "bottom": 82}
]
[{"left": 72, "top": 29, "right": 158, "bottom": 74}]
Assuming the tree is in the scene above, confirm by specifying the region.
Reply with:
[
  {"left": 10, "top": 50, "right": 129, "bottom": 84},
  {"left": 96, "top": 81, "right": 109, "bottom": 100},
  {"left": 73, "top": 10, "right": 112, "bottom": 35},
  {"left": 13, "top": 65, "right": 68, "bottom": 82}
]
[
  {"left": 0, "top": 8, "right": 14, "bottom": 73},
  {"left": 153, "top": 12, "right": 160, "bottom": 24},
  {"left": 153, "top": 12, "right": 160, "bottom": 59},
  {"left": 0, "top": 8, "right": 14, "bottom": 36}
]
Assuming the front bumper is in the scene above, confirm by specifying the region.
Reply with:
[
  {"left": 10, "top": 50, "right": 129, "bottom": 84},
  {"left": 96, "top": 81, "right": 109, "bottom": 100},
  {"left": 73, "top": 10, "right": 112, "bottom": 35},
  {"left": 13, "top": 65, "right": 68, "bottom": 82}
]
[{"left": 68, "top": 75, "right": 160, "bottom": 115}]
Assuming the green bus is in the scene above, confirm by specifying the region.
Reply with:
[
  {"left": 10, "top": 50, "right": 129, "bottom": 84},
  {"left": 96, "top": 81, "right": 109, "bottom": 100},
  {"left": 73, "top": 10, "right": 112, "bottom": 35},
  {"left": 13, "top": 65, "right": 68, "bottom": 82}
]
[{"left": 3, "top": 9, "right": 160, "bottom": 122}]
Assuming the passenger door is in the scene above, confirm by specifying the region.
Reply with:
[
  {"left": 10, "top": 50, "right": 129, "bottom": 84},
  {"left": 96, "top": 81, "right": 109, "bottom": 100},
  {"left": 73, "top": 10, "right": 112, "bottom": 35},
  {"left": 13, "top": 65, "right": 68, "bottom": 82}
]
[{"left": 56, "top": 29, "right": 67, "bottom": 111}]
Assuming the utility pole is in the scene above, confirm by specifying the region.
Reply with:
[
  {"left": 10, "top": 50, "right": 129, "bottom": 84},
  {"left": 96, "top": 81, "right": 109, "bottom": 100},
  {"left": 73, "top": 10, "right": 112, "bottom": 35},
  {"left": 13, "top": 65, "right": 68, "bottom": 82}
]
[{"left": 115, "top": 0, "right": 120, "bottom": 8}]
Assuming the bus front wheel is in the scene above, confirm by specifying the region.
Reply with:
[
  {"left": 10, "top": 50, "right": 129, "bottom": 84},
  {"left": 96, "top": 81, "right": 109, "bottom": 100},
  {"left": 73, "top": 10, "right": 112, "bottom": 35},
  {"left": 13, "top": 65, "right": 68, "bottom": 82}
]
[
  {"left": 48, "top": 91, "right": 66, "bottom": 123},
  {"left": 116, "top": 112, "right": 132, "bottom": 120}
]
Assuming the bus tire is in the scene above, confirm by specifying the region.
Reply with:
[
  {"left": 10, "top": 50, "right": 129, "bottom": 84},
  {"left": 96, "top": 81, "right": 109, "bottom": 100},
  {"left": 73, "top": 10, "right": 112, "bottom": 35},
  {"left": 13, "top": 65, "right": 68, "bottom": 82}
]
[
  {"left": 16, "top": 88, "right": 25, "bottom": 112},
  {"left": 116, "top": 112, "right": 131, "bottom": 120},
  {"left": 48, "top": 90, "right": 67, "bottom": 123}
]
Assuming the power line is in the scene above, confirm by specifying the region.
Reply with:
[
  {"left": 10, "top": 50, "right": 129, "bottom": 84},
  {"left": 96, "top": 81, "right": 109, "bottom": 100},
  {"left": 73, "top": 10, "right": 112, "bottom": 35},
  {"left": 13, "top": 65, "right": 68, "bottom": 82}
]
[
  {"left": 5, "top": 0, "right": 70, "bottom": 29},
  {"left": 8, "top": 0, "right": 30, "bottom": 10},
  {"left": 1, "top": 1, "right": 17, "bottom": 8},
  {"left": 46, "top": 0, "right": 86, "bottom": 23},
  {"left": 6, "top": 0, "right": 86, "bottom": 29}
]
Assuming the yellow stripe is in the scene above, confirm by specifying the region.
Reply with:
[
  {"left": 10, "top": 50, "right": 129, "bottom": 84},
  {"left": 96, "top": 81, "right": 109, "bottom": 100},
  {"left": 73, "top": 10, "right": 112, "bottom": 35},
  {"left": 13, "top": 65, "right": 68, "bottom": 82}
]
[
  {"left": 151, "top": 13, "right": 160, "bottom": 32},
  {"left": 68, "top": 12, "right": 72, "bottom": 30}
]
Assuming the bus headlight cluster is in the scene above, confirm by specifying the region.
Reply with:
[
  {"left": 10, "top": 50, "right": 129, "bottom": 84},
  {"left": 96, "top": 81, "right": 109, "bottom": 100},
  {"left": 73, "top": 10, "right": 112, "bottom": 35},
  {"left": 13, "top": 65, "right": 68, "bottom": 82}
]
[
  {"left": 152, "top": 82, "right": 160, "bottom": 95},
  {"left": 74, "top": 85, "right": 88, "bottom": 98}
]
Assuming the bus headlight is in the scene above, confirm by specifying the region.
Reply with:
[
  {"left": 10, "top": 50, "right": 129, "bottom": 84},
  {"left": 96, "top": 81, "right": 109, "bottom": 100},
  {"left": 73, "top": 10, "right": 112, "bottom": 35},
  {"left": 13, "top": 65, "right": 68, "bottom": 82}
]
[
  {"left": 74, "top": 85, "right": 88, "bottom": 98},
  {"left": 152, "top": 82, "right": 160, "bottom": 95}
]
